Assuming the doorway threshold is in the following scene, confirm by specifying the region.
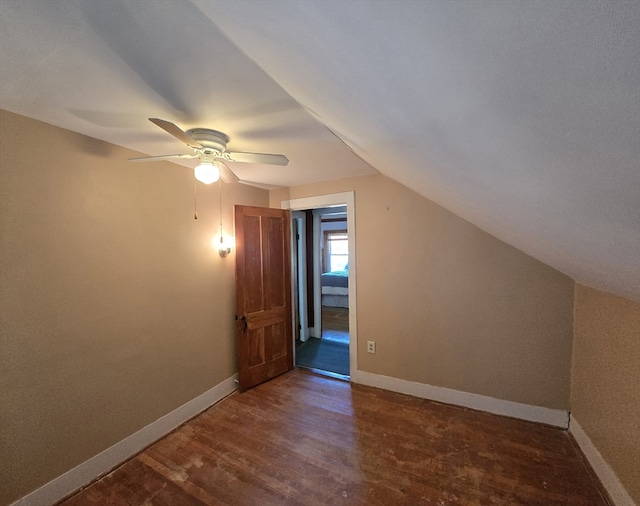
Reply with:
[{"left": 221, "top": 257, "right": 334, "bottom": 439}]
[{"left": 296, "top": 366, "right": 350, "bottom": 382}]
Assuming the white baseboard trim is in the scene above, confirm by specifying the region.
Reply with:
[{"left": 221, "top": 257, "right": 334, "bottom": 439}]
[
  {"left": 11, "top": 374, "right": 238, "bottom": 506},
  {"left": 355, "top": 371, "right": 569, "bottom": 428},
  {"left": 569, "top": 415, "right": 636, "bottom": 506}
]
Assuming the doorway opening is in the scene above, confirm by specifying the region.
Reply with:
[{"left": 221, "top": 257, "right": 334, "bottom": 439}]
[{"left": 283, "top": 192, "right": 357, "bottom": 382}]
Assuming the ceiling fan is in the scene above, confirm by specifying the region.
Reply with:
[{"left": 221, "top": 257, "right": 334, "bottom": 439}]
[{"left": 129, "top": 118, "right": 289, "bottom": 184}]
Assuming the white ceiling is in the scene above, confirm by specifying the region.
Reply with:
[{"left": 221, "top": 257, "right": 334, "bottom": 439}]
[{"left": 1, "top": 0, "right": 638, "bottom": 301}]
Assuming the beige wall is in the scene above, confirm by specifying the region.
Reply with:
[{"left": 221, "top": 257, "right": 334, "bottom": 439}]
[
  {"left": 272, "top": 175, "right": 575, "bottom": 409},
  {"left": 0, "top": 110, "right": 268, "bottom": 504},
  {"left": 572, "top": 284, "right": 640, "bottom": 503},
  {"left": 10, "top": 109, "right": 631, "bottom": 504}
]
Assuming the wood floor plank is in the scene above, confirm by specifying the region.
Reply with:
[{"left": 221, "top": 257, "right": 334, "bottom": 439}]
[
  {"left": 322, "top": 306, "right": 349, "bottom": 332},
  {"left": 59, "top": 369, "right": 611, "bottom": 505}
]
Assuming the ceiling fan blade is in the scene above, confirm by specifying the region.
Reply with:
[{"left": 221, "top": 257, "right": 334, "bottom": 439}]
[
  {"left": 128, "top": 154, "right": 198, "bottom": 162},
  {"left": 225, "top": 151, "right": 289, "bottom": 166},
  {"left": 238, "top": 180, "right": 283, "bottom": 190},
  {"left": 218, "top": 162, "right": 240, "bottom": 184},
  {"left": 149, "top": 118, "right": 202, "bottom": 149}
]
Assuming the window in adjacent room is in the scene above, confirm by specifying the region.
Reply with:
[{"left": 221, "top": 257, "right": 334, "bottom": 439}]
[{"left": 325, "top": 231, "right": 348, "bottom": 272}]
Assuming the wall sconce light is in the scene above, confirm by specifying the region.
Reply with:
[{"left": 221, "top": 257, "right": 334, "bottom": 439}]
[
  {"left": 216, "top": 235, "right": 234, "bottom": 257},
  {"left": 214, "top": 178, "right": 234, "bottom": 258}
]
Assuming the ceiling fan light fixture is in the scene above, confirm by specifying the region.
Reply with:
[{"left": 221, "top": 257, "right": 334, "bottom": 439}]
[{"left": 194, "top": 161, "right": 220, "bottom": 184}]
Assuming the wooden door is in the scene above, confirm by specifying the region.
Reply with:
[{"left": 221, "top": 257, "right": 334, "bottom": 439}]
[{"left": 235, "top": 205, "right": 293, "bottom": 392}]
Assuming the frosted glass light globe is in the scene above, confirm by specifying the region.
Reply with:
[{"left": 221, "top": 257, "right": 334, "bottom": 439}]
[{"left": 194, "top": 162, "right": 220, "bottom": 184}]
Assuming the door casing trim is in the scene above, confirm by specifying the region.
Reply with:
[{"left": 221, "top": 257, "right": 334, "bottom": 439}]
[{"left": 282, "top": 192, "right": 358, "bottom": 381}]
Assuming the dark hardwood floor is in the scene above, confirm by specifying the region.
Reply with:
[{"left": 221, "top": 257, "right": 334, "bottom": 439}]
[{"left": 60, "top": 369, "right": 610, "bottom": 505}]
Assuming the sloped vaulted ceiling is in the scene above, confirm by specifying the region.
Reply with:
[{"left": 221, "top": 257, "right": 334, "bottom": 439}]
[
  {"left": 1, "top": 0, "right": 639, "bottom": 300},
  {"left": 194, "top": 0, "right": 640, "bottom": 301}
]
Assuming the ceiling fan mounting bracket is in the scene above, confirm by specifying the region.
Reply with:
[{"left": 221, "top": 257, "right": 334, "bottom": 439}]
[{"left": 186, "top": 128, "right": 230, "bottom": 152}]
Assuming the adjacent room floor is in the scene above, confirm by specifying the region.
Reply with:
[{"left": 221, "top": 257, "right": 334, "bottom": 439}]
[
  {"left": 295, "top": 306, "right": 350, "bottom": 377},
  {"left": 60, "top": 369, "right": 611, "bottom": 505}
]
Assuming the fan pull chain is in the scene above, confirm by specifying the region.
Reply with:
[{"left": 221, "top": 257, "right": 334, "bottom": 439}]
[{"left": 193, "top": 178, "right": 198, "bottom": 220}]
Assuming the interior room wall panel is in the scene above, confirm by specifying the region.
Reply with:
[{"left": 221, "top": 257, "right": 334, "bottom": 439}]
[
  {"left": 272, "top": 175, "right": 575, "bottom": 410},
  {"left": 572, "top": 284, "right": 640, "bottom": 503},
  {"left": 0, "top": 110, "right": 268, "bottom": 504}
]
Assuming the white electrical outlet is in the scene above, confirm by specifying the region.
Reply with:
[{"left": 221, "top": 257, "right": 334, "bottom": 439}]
[{"left": 367, "top": 340, "right": 376, "bottom": 354}]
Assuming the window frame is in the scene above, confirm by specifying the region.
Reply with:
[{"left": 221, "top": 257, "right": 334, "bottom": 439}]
[{"left": 323, "top": 229, "right": 348, "bottom": 272}]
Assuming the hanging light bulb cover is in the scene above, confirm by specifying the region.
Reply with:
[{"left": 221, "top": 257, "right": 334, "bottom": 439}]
[{"left": 194, "top": 161, "right": 220, "bottom": 184}]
